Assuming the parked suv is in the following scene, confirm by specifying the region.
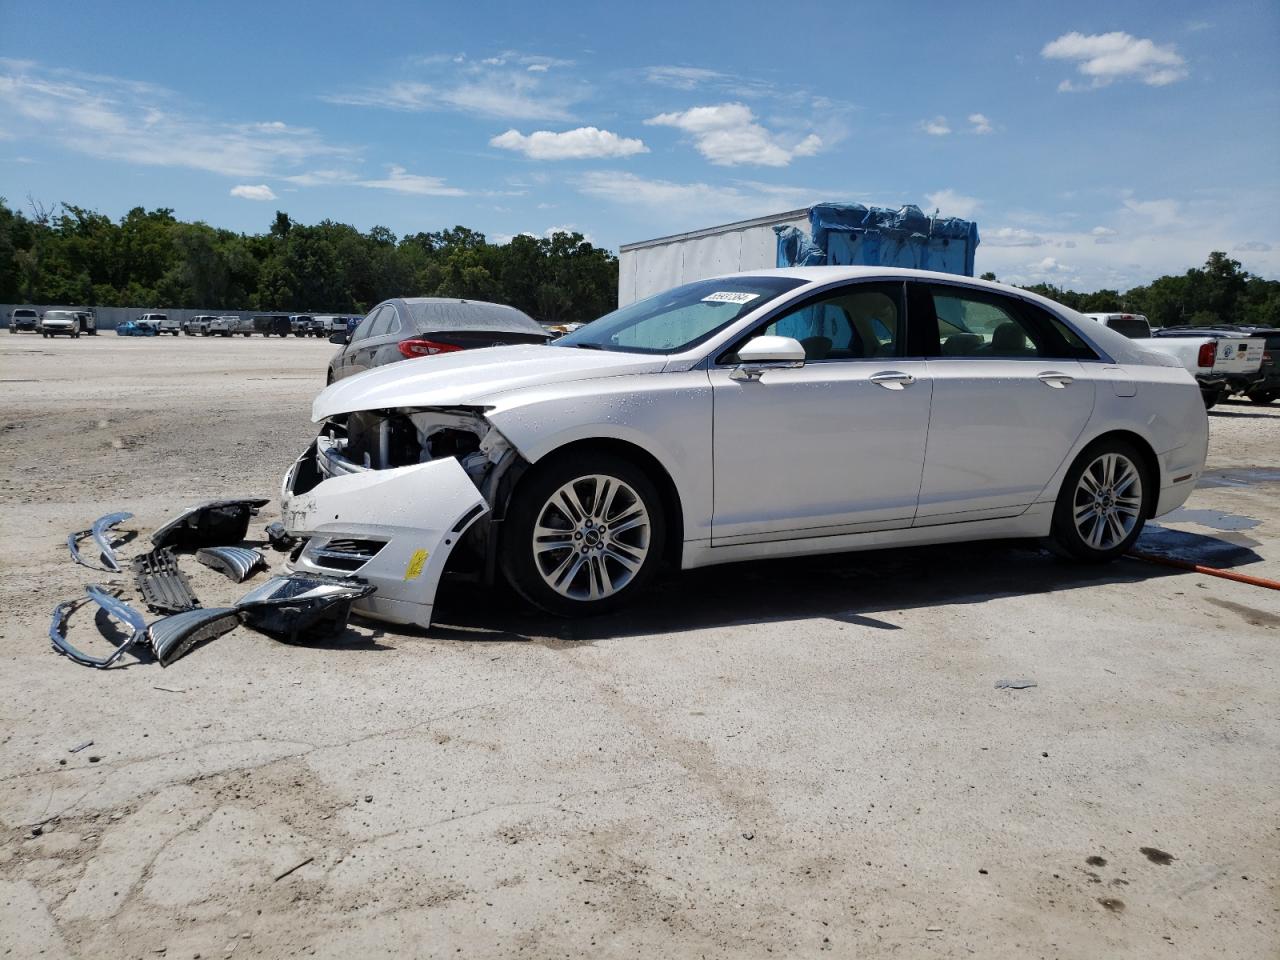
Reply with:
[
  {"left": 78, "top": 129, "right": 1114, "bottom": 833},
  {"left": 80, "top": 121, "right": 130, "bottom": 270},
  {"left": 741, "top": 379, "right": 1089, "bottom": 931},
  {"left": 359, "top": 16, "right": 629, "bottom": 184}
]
[{"left": 8, "top": 308, "right": 39, "bottom": 333}]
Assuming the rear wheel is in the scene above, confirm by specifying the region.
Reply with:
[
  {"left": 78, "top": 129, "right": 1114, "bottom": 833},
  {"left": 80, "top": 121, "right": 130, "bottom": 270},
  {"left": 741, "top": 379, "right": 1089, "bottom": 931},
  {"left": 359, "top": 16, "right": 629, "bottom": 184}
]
[
  {"left": 502, "top": 453, "right": 665, "bottom": 617},
  {"left": 1051, "top": 439, "right": 1150, "bottom": 563}
]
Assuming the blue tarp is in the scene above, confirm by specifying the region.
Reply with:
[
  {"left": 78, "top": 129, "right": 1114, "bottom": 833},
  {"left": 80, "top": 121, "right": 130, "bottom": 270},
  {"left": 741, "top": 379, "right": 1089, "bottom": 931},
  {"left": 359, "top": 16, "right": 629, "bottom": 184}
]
[{"left": 775, "top": 203, "right": 980, "bottom": 276}]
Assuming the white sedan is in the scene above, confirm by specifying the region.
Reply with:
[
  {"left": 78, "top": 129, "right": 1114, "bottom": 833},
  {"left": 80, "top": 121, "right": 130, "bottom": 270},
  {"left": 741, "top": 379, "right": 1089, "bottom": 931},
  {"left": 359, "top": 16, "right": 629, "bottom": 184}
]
[{"left": 280, "top": 267, "right": 1207, "bottom": 628}]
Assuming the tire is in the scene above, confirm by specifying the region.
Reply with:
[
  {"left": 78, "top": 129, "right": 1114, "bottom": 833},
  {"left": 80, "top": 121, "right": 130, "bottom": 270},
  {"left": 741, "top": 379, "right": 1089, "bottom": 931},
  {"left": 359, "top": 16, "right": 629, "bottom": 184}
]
[
  {"left": 502, "top": 452, "right": 666, "bottom": 617},
  {"left": 1201, "top": 390, "right": 1220, "bottom": 410},
  {"left": 1247, "top": 391, "right": 1276, "bottom": 405},
  {"left": 1051, "top": 438, "right": 1151, "bottom": 563}
]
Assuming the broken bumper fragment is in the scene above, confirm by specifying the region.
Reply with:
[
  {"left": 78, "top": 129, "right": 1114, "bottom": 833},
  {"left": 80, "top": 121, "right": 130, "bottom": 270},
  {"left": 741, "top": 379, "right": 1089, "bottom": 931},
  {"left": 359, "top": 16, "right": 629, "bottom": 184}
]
[
  {"left": 68, "top": 512, "right": 134, "bottom": 572},
  {"left": 196, "top": 546, "right": 267, "bottom": 583},
  {"left": 150, "top": 498, "right": 269, "bottom": 550},
  {"left": 236, "top": 574, "right": 375, "bottom": 644},
  {"left": 49, "top": 585, "right": 150, "bottom": 669},
  {"left": 149, "top": 607, "right": 241, "bottom": 667},
  {"left": 280, "top": 446, "right": 487, "bottom": 629}
]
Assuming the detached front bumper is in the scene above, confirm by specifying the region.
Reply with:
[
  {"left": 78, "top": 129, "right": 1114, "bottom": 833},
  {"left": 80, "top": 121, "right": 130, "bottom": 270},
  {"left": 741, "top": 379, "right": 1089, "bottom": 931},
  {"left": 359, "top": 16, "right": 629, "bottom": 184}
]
[{"left": 279, "top": 442, "right": 488, "bottom": 629}]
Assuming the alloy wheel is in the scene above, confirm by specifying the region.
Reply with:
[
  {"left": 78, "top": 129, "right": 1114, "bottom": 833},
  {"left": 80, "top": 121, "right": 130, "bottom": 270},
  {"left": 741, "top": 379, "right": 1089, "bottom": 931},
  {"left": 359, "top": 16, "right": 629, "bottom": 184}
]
[
  {"left": 1072, "top": 452, "right": 1143, "bottom": 551},
  {"left": 532, "top": 474, "right": 651, "bottom": 601}
]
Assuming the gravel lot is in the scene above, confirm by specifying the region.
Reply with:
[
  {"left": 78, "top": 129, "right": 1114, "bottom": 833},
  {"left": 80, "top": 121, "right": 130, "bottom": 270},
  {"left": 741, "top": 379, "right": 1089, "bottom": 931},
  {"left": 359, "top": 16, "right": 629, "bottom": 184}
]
[{"left": 2, "top": 333, "right": 1277, "bottom": 959}]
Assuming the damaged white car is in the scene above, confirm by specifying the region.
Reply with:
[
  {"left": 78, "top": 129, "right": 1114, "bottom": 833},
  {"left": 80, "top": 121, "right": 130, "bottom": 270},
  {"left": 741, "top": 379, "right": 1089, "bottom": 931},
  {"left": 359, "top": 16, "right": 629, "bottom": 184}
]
[{"left": 280, "top": 267, "right": 1208, "bottom": 628}]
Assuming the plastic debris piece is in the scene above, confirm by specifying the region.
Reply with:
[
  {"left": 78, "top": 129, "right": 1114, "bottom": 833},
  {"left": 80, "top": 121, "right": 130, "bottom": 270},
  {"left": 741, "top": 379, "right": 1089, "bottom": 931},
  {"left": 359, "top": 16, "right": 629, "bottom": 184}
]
[
  {"left": 132, "top": 547, "right": 200, "bottom": 614},
  {"left": 196, "top": 546, "right": 267, "bottom": 583},
  {"left": 68, "top": 512, "right": 134, "bottom": 572},
  {"left": 994, "top": 679, "right": 1037, "bottom": 690},
  {"left": 150, "top": 498, "right": 269, "bottom": 550},
  {"left": 49, "top": 586, "right": 149, "bottom": 669},
  {"left": 264, "top": 521, "right": 297, "bottom": 552},
  {"left": 236, "top": 574, "right": 374, "bottom": 644},
  {"left": 149, "top": 608, "right": 240, "bottom": 667}
]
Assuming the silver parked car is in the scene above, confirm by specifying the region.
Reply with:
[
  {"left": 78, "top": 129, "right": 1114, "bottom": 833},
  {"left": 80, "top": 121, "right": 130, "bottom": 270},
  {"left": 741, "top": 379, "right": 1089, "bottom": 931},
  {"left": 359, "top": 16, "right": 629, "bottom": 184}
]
[
  {"left": 281, "top": 267, "right": 1208, "bottom": 629},
  {"left": 325, "top": 298, "right": 550, "bottom": 383}
]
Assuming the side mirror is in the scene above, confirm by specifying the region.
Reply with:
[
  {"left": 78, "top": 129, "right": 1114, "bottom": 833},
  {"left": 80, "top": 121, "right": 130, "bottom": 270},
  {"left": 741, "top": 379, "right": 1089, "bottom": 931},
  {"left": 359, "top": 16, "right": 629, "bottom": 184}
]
[
  {"left": 731, "top": 335, "right": 805, "bottom": 381},
  {"left": 329, "top": 332, "right": 350, "bottom": 345}
]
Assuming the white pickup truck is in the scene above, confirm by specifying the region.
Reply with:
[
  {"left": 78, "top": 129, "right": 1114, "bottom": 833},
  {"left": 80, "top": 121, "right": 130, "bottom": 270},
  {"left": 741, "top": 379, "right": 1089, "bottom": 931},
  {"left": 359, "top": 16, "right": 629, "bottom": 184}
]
[
  {"left": 140, "top": 312, "right": 181, "bottom": 336},
  {"left": 1082, "top": 313, "right": 1264, "bottom": 408}
]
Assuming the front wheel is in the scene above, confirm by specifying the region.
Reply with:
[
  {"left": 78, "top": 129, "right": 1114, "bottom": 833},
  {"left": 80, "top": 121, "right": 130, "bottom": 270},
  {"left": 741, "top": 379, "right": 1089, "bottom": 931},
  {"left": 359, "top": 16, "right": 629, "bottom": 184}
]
[
  {"left": 1247, "top": 390, "right": 1275, "bottom": 405},
  {"left": 502, "top": 453, "right": 666, "bottom": 617},
  {"left": 1051, "top": 439, "right": 1150, "bottom": 563}
]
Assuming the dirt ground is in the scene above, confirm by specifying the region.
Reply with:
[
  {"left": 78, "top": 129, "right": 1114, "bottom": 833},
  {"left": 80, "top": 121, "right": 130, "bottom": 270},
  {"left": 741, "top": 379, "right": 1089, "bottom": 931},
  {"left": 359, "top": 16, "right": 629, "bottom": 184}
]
[{"left": 1, "top": 333, "right": 1277, "bottom": 959}]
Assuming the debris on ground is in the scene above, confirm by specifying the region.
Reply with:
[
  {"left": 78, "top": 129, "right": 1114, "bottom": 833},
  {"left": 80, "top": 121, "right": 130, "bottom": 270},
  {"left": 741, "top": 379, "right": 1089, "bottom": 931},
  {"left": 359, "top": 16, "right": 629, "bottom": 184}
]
[
  {"left": 995, "top": 679, "right": 1037, "bottom": 690},
  {"left": 67, "top": 511, "right": 134, "bottom": 572},
  {"left": 150, "top": 498, "right": 269, "bottom": 550},
  {"left": 133, "top": 547, "right": 200, "bottom": 613},
  {"left": 197, "top": 545, "right": 267, "bottom": 582},
  {"left": 236, "top": 574, "right": 375, "bottom": 644}
]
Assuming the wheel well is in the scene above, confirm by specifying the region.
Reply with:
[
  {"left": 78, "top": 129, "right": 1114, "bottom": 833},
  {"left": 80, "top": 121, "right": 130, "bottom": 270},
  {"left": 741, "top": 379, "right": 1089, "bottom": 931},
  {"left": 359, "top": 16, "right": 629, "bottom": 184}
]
[
  {"left": 514, "top": 438, "right": 686, "bottom": 567},
  {"left": 1076, "top": 430, "right": 1162, "bottom": 517}
]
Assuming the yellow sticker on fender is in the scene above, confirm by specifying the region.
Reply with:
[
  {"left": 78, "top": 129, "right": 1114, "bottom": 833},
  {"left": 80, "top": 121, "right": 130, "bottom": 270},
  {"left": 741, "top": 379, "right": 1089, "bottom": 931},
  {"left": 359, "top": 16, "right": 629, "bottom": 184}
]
[{"left": 404, "top": 549, "right": 429, "bottom": 581}]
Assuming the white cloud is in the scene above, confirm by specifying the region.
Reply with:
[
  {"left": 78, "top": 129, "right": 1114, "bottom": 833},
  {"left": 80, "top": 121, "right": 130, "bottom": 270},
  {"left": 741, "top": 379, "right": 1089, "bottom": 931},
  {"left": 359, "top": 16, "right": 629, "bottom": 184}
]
[
  {"left": 324, "top": 53, "right": 581, "bottom": 122},
  {"left": 1121, "top": 196, "right": 1180, "bottom": 226},
  {"left": 489, "top": 126, "right": 648, "bottom": 160},
  {"left": 0, "top": 61, "right": 353, "bottom": 178},
  {"left": 984, "top": 227, "right": 1043, "bottom": 247},
  {"left": 356, "top": 165, "right": 466, "bottom": 196},
  {"left": 1236, "top": 241, "right": 1272, "bottom": 252},
  {"left": 976, "top": 198, "right": 1280, "bottom": 290},
  {"left": 644, "top": 102, "right": 822, "bottom": 167},
  {"left": 229, "top": 184, "right": 277, "bottom": 201},
  {"left": 576, "top": 170, "right": 832, "bottom": 220},
  {"left": 920, "top": 116, "right": 951, "bottom": 136},
  {"left": 1042, "top": 31, "right": 1188, "bottom": 89},
  {"left": 924, "top": 188, "right": 981, "bottom": 219},
  {"left": 643, "top": 65, "right": 728, "bottom": 89},
  {"left": 968, "top": 113, "right": 993, "bottom": 134}
]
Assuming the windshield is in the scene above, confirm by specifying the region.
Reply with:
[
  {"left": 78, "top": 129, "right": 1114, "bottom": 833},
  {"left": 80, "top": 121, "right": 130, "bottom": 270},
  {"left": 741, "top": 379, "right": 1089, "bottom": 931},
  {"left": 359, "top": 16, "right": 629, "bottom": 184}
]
[{"left": 556, "top": 276, "right": 805, "bottom": 354}]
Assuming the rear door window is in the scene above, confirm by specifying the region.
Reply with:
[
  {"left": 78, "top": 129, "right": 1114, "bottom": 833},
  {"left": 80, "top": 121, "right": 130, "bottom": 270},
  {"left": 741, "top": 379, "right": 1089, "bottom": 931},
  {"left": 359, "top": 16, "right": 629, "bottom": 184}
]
[{"left": 923, "top": 285, "right": 1096, "bottom": 360}]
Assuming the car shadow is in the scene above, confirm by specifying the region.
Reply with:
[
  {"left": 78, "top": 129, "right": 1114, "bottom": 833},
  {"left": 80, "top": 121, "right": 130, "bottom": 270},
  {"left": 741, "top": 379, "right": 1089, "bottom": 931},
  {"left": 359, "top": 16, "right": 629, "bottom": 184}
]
[
  {"left": 426, "top": 527, "right": 1266, "bottom": 645},
  {"left": 1209, "top": 409, "right": 1277, "bottom": 420}
]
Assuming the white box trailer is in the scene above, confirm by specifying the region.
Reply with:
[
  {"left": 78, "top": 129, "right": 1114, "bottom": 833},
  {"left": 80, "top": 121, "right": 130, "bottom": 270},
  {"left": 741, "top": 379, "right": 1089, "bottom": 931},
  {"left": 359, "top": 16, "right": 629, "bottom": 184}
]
[
  {"left": 619, "top": 209, "right": 811, "bottom": 307},
  {"left": 617, "top": 202, "right": 980, "bottom": 306}
]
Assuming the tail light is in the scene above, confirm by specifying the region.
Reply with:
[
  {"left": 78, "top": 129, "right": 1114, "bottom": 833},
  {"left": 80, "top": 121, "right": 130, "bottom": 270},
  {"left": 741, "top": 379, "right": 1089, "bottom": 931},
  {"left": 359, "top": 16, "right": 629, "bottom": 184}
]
[
  {"left": 1264, "top": 351, "right": 1273, "bottom": 364},
  {"left": 1197, "top": 342, "right": 1216, "bottom": 368},
  {"left": 398, "top": 339, "right": 464, "bottom": 359}
]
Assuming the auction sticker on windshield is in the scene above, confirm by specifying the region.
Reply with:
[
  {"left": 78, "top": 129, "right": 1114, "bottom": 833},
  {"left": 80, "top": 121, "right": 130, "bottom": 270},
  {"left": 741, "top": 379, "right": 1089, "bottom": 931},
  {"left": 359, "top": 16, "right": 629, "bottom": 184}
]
[{"left": 702, "top": 291, "right": 761, "bottom": 304}]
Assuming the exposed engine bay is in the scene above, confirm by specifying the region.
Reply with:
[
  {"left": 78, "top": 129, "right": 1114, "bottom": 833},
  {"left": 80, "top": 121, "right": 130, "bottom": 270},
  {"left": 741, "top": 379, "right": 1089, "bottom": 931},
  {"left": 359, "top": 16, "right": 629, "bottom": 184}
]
[{"left": 281, "top": 406, "right": 523, "bottom": 628}]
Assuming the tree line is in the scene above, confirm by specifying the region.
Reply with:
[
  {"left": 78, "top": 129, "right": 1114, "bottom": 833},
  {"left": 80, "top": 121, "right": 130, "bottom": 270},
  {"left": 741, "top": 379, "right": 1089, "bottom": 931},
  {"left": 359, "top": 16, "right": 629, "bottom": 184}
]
[
  {"left": 981, "top": 251, "right": 1279, "bottom": 328},
  {"left": 2, "top": 197, "right": 1276, "bottom": 327},
  {"left": 0, "top": 199, "right": 618, "bottom": 324}
]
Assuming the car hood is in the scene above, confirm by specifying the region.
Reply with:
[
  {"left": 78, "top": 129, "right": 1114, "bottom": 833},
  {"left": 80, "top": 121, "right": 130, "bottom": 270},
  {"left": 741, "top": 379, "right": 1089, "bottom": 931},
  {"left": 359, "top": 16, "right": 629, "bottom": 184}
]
[{"left": 313, "top": 344, "right": 666, "bottom": 420}]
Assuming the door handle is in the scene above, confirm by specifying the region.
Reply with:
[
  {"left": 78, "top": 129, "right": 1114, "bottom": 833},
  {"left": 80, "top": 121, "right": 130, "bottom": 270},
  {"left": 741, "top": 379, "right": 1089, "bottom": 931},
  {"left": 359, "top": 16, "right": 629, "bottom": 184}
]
[
  {"left": 869, "top": 371, "right": 916, "bottom": 390},
  {"left": 1038, "top": 371, "right": 1074, "bottom": 388}
]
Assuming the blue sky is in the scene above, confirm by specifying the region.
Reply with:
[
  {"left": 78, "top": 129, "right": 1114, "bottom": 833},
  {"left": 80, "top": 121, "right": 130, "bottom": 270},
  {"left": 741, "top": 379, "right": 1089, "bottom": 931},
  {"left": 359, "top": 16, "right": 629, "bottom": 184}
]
[{"left": 1, "top": 0, "right": 1277, "bottom": 289}]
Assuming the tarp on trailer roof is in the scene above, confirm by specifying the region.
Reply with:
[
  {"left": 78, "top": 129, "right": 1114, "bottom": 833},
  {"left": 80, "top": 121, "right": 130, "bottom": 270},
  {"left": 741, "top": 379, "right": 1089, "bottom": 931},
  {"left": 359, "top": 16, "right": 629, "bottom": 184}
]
[{"left": 775, "top": 203, "right": 980, "bottom": 276}]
